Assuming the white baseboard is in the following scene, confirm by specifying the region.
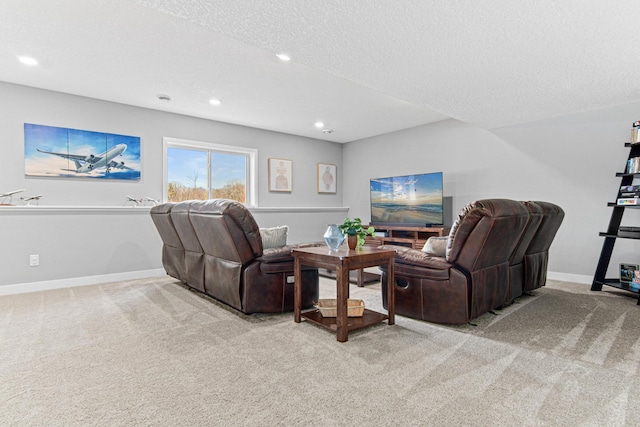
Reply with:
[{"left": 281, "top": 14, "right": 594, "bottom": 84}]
[
  {"left": 547, "top": 271, "right": 592, "bottom": 285},
  {"left": 0, "top": 269, "right": 592, "bottom": 297},
  {"left": 0, "top": 269, "right": 166, "bottom": 296}
]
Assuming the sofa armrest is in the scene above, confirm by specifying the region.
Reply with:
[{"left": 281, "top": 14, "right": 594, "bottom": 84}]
[
  {"left": 258, "top": 243, "right": 326, "bottom": 274},
  {"left": 292, "top": 241, "right": 325, "bottom": 249},
  {"left": 379, "top": 245, "right": 453, "bottom": 270},
  {"left": 258, "top": 245, "right": 295, "bottom": 263},
  {"left": 258, "top": 241, "right": 325, "bottom": 263}
]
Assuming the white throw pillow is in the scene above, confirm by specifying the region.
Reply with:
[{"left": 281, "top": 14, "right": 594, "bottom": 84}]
[
  {"left": 422, "top": 236, "right": 448, "bottom": 257},
  {"left": 259, "top": 225, "right": 288, "bottom": 248}
]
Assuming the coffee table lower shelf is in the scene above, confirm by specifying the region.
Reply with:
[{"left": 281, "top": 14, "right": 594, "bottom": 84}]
[{"left": 300, "top": 308, "right": 388, "bottom": 333}]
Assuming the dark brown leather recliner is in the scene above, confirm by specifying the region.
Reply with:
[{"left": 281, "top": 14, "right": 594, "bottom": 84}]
[
  {"left": 380, "top": 199, "right": 530, "bottom": 324},
  {"left": 151, "top": 199, "right": 319, "bottom": 314},
  {"left": 522, "top": 201, "right": 564, "bottom": 292}
]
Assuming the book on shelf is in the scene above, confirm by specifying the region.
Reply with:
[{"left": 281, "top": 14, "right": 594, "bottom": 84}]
[
  {"left": 617, "top": 198, "right": 640, "bottom": 205},
  {"left": 620, "top": 226, "right": 640, "bottom": 232},
  {"left": 620, "top": 184, "right": 640, "bottom": 197},
  {"left": 632, "top": 121, "right": 640, "bottom": 143},
  {"left": 627, "top": 157, "right": 640, "bottom": 173},
  {"left": 633, "top": 270, "right": 640, "bottom": 289},
  {"left": 620, "top": 263, "right": 638, "bottom": 283},
  {"left": 618, "top": 226, "right": 640, "bottom": 238}
]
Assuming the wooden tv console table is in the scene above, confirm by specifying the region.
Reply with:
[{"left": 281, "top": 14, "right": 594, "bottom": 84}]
[{"left": 364, "top": 225, "right": 450, "bottom": 250}]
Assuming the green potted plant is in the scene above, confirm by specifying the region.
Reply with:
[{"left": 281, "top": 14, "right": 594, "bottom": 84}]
[{"left": 339, "top": 217, "right": 375, "bottom": 249}]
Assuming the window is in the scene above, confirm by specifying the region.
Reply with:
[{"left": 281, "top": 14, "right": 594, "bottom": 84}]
[{"left": 163, "top": 137, "right": 257, "bottom": 206}]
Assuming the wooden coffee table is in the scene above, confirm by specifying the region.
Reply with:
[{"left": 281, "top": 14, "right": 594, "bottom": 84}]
[{"left": 293, "top": 246, "right": 395, "bottom": 342}]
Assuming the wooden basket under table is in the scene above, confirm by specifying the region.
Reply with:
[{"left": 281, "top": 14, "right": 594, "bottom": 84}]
[{"left": 317, "top": 299, "right": 365, "bottom": 317}]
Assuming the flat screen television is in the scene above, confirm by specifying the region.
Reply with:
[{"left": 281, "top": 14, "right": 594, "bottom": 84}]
[{"left": 370, "top": 172, "right": 443, "bottom": 227}]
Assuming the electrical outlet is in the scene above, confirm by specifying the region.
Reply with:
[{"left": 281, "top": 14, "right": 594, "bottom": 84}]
[{"left": 29, "top": 254, "right": 39, "bottom": 267}]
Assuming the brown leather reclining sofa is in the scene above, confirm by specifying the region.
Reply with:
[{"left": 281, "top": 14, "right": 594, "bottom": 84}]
[
  {"left": 150, "top": 199, "right": 320, "bottom": 314},
  {"left": 380, "top": 199, "right": 564, "bottom": 325}
]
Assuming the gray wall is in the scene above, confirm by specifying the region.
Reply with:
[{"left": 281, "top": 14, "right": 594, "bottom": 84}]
[
  {"left": 1, "top": 82, "right": 343, "bottom": 207},
  {"left": 343, "top": 108, "right": 640, "bottom": 283},
  {"left": 5, "top": 79, "right": 640, "bottom": 288},
  {"left": 0, "top": 82, "right": 344, "bottom": 288}
]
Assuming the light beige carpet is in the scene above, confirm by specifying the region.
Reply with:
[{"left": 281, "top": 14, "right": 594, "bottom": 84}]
[{"left": 1, "top": 276, "right": 639, "bottom": 426}]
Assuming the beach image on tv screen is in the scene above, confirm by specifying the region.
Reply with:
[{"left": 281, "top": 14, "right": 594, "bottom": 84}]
[{"left": 370, "top": 172, "right": 443, "bottom": 225}]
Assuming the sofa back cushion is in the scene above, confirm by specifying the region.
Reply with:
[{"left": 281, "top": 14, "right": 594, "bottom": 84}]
[
  {"left": 524, "top": 201, "right": 565, "bottom": 255},
  {"left": 170, "top": 201, "right": 204, "bottom": 253},
  {"left": 169, "top": 200, "right": 206, "bottom": 292},
  {"left": 150, "top": 203, "right": 184, "bottom": 250},
  {"left": 522, "top": 201, "right": 564, "bottom": 291},
  {"left": 150, "top": 202, "right": 185, "bottom": 281},
  {"left": 446, "top": 199, "right": 530, "bottom": 272},
  {"left": 509, "top": 201, "right": 544, "bottom": 265},
  {"left": 189, "top": 199, "right": 262, "bottom": 264}
]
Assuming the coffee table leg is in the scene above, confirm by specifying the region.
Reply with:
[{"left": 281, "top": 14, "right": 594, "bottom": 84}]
[
  {"left": 357, "top": 269, "right": 364, "bottom": 287},
  {"left": 294, "top": 256, "right": 302, "bottom": 323},
  {"left": 336, "top": 265, "right": 349, "bottom": 342},
  {"left": 387, "top": 258, "right": 395, "bottom": 325}
]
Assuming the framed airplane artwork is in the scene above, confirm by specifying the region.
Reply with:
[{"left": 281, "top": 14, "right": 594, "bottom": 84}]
[{"left": 24, "top": 123, "right": 141, "bottom": 180}]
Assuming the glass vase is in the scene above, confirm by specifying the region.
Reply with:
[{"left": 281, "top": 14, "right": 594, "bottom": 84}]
[{"left": 323, "top": 224, "right": 345, "bottom": 251}]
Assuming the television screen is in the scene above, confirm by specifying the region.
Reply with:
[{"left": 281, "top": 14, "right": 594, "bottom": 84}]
[{"left": 370, "top": 172, "right": 443, "bottom": 226}]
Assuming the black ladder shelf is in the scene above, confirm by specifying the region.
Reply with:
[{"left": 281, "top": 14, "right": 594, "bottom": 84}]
[{"left": 591, "top": 142, "right": 640, "bottom": 304}]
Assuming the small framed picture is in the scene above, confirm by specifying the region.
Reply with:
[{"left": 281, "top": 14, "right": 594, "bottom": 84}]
[
  {"left": 268, "top": 158, "right": 292, "bottom": 192},
  {"left": 619, "top": 263, "right": 638, "bottom": 283},
  {"left": 317, "top": 163, "right": 337, "bottom": 193}
]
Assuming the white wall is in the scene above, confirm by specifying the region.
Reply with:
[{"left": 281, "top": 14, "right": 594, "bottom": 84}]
[
  {"left": 343, "top": 107, "right": 640, "bottom": 283},
  {"left": 0, "top": 82, "right": 344, "bottom": 288}
]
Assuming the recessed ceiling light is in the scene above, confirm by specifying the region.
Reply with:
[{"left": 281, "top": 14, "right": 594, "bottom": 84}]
[
  {"left": 315, "top": 122, "right": 325, "bottom": 128},
  {"left": 157, "top": 94, "right": 171, "bottom": 102},
  {"left": 276, "top": 53, "right": 291, "bottom": 62},
  {"left": 18, "top": 56, "right": 38, "bottom": 66},
  {"left": 209, "top": 98, "right": 221, "bottom": 106}
]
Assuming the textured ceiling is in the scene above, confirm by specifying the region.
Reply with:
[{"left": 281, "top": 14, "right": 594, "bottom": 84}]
[{"left": 1, "top": 0, "right": 640, "bottom": 142}]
